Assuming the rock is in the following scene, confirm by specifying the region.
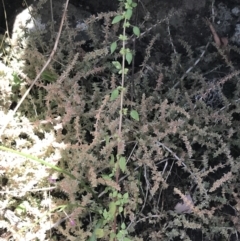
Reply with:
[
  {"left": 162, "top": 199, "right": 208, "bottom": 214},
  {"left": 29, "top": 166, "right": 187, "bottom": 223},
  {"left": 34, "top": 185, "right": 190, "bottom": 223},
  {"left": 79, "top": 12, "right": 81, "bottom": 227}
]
[
  {"left": 231, "top": 6, "right": 240, "bottom": 17},
  {"left": 11, "top": 0, "right": 94, "bottom": 47},
  {"left": 231, "top": 24, "right": 240, "bottom": 45}
]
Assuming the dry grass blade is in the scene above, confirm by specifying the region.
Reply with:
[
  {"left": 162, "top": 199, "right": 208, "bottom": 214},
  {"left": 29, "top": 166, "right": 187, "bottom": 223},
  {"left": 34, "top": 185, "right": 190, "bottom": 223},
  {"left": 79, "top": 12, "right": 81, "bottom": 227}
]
[{"left": 0, "top": 0, "right": 70, "bottom": 137}]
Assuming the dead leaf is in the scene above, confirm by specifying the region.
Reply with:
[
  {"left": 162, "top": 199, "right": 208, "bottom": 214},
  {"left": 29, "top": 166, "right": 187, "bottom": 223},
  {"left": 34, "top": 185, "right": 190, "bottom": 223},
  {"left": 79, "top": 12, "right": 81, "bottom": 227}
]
[{"left": 174, "top": 193, "right": 194, "bottom": 213}]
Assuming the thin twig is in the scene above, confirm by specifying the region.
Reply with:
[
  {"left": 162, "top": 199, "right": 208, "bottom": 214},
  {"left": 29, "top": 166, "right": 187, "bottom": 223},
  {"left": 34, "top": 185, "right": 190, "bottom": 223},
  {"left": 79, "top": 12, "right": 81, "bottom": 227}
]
[
  {"left": 1, "top": 0, "right": 10, "bottom": 40},
  {"left": 171, "top": 41, "right": 210, "bottom": 89},
  {"left": 211, "top": 0, "right": 216, "bottom": 22},
  {"left": 0, "top": 0, "right": 70, "bottom": 137}
]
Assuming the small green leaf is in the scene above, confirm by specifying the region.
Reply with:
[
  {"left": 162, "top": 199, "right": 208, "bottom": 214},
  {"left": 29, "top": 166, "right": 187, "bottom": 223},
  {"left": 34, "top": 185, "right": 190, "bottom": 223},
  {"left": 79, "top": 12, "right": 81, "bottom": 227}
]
[
  {"left": 103, "top": 209, "right": 108, "bottom": 219},
  {"left": 119, "top": 34, "right": 128, "bottom": 41},
  {"left": 123, "top": 108, "right": 128, "bottom": 115},
  {"left": 123, "top": 192, "right": 129, "bottom": 199},
  {"left": 12, "top": 73, "right": 22, "bottom": 86},
  {"left": 119, "top": 156, "right": 126, "bottom": 173},
  {"left": 120, "top": 47, "right": 125, "bottom": 55},
  {"left": 110, "top": 88, "right": 119, "bottom": 101},
  {"left": 102, "top": 174, "right": 111, "bottom": 180},
  {"left": 111, "top": 41, "right": 117, "bottom": 54},
  {"left": 110, "top": 154, "right": 115, "bottom": 166},
  {"left": 126, "top": 52, "right": 132, "bottom": 65},
  {"left": 112, "top": 61, "right": 122, "bottom": 69},
  {"left": 117, "top": 193, "right": 122, "bottom": 198},
  {"left": 110, "top": 233, "right": 116, "bottom": 239},
  {"left": 95, "top": 229, "right": 104, "bottom": 238},
  {"left": 124, "top": 21, "right": 130, "bottom": 28},
  {"left": 130, "top": 110, "right": 139, "bottom": 121},
  {"left": 112, "top": 15, "right": 123, "bottom": 24},
  {"left": 54, "top": 205, "right": 68, "bottom": 212},
  {"left": 112, "top": 191, "right": 118, "bottom": 198},
  {"left": 121, "top": 222, "right": 126, "bottom": 230},
  {"left": 119, "top": 206, "right": 123, "bottom": 213},
  {"left": 133, "top": 26, "right": 140, "bottom": 37},
  {"left": 41, "top": 70, "right": 58, "bottom": 82},
  {"left": 16, "top": 201, "right": 27, "bottom": 215}
]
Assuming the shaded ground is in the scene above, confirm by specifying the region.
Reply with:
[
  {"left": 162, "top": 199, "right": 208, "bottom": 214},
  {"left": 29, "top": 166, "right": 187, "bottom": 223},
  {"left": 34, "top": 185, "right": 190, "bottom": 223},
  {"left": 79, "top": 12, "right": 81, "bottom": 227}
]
[
  {"left": 2, "top": 0, "right": 240, "bottom": 53},
  {"left": 68, "top": 0, "right": 240, "bottom": 72}
]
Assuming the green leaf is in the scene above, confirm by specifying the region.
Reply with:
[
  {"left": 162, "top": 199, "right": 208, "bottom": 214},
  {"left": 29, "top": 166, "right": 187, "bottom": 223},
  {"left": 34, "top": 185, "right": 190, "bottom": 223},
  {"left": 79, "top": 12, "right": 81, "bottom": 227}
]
[
  {"left": 112, "top": 191, "right": 118, "bottom": 198},
  {"left": 119, "top": 68, "right": 129, "bottom": 75},
  {"left": 130, "top": 110, "right": 139, "bottom": 121},
  {"left": 111, "top": 41, "right": 117, "bottom": 54},
  {"left": 133, "top": 26, "right": 140, "bottom": 37},
  {"left": 123, "top": 108, "right": 128, "bottom": 115},
  {"left": 119, "top": 156, "right": 126, "bottom": 173},
  {"left": 132, "top": 2, "right": 137, "bottom": 7},
  {"left": 125, "top": 9, "right": 132, "bottom": 20},
  {"left": 110, "top": 88, "right": 119, "bottom": 101},
  {"left": 126, "top": 52, "right": 132, "bottom": 65},
  {"left": 110, "top": 233, "right": 116, "bottom": 239},
  {"left": 112, "top": 61, "right": 122, "bottom": 69},
  {"left": 109, "top": 202, "right": 117, "bottom": 217},
  {"left": 16, "top": 202, "right": 27, "bottom": 215},
  {"left": 12, "top": 73, "right": 22, "bottom": 86},
  {"left": 112, "top": 15, "right": 123, "bottom": 24},
  {"left": 95, "top": 229, "right": 104, "bottom": 238},
  {"left": 105, "top": 135, "right": 110, "bottom": 144},
  {"left": 124, "top": 68, "right": 129, "bottom": 74},
  {"left": 103, "top": 209, "right": 108, "bottom": 219},
  {"left": 102, "top": 174, "right": 111, "bottom": 180},
  {"left": 110, "top": 154, "right": 115, "bottom": 166},
  {"left": 41, "top": 70, "right": 58, "bottom": 82}
]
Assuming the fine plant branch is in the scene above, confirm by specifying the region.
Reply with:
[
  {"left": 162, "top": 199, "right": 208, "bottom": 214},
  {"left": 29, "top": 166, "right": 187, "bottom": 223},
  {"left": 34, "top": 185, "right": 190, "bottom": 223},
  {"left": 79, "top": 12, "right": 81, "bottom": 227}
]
[
  {"left": 1, "top": 0, "right": 10, "bottom": 41},
  {"left": 171, "top": 41, "right": 210, "bottom": 89},
  {"left": 116, "top": 16, "right": 127, "bottom": 184},
  {"left": 155, "top": 141, "right": 208, "bottom": 197},
  {"left": 0, "top": 0, "right": 70, "bottom": 137}
]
